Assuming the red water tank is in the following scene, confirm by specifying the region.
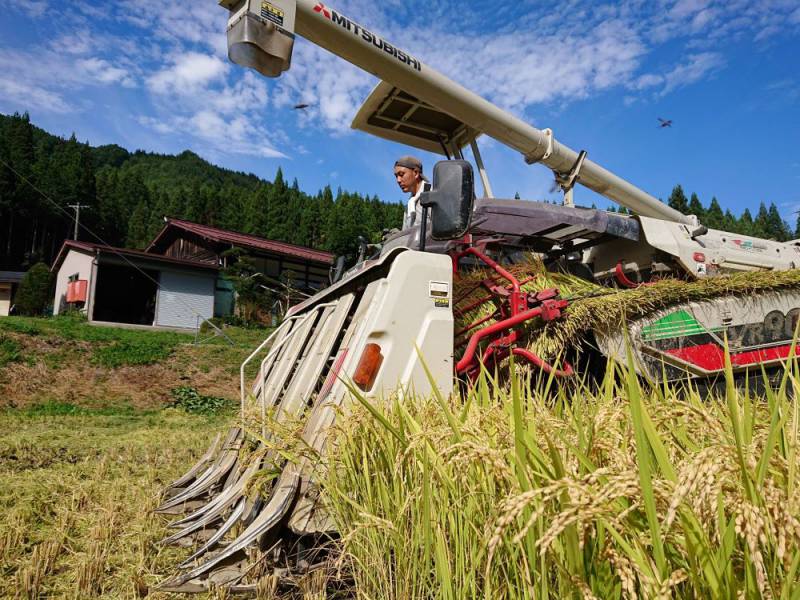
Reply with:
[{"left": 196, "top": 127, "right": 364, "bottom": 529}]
[{"left": 66, "top": 280, "right": 88, "bottom": 303}]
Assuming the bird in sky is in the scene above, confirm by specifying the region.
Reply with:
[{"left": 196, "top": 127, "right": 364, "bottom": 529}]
[
  {"left": 294, "top": 103, "right": 312, "bottom": 110},
  {"left": 658, "top": 117, "right": 673, "bottom": 128}
]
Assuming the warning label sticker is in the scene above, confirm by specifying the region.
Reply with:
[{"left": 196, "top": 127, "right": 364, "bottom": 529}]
[{"left": 261, "top": 2, "right": 285, "bottom": 26}]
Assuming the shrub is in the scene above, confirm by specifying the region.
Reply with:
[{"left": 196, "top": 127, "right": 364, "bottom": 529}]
[
  {"left": 169, "top": 386, "right": 230, "bottom": 415},
  {"left": 14, "top": 263, "right": 52, "bottom": 316}
]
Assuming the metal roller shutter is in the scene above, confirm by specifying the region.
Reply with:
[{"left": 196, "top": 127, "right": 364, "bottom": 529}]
[{"left": 156, "top": 270, "right": 215, "bottom": 329}]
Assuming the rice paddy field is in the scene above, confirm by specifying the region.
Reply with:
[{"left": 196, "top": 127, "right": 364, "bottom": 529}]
[
  {"left": 5, "top": 304, "right": 800, "bottom": 598},
  {"left": 0, "top": 409, "right": 225, "bottom": 599}
]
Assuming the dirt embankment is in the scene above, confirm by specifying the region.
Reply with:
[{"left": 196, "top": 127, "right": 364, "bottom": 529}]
[{"left": 0, "top": 320, "right": 263, "bottom": 410}]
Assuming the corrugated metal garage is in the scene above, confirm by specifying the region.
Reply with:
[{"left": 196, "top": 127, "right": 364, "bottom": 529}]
[
  {"left": 52, "top": 241, "right": 220, "bottom": 330},
  {"left": 156, "top": 270, "right": 216, "bottom": 329}
]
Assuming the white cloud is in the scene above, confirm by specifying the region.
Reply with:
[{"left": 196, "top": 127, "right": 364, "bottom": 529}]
[
  {"left": 690, "top": 8, "right": 718, "bottom": 30},
  {"left": 0, "top": 78, "right": 71, "bottom": 114},
  {"left": 137, "top": 116, "right": 174, "bottom": 135},
  {"left": 0, "top": 47, "right": 138, "bottom": 113},
  {"left": 670, "top": 0, "right": 714, "bottom": 20},
  {"left": 147, "top": 52, "right": 228, "bottom": 95},
  {"left": 631, "top": 52, "right": 725, "bottom": 96},
  {"left": 661, "top": 52, "right": 725, "bottom": 94},
  {"left": 763, "top": 78, "right": 800, "bottom": 105},
  {"left": 206, "top": 71, "right": 270, "bottom": 115},
  {"left": 459, "top": 20, "right": 646, "bottom": 108},
  {"left": 50, "top": 30, "right": 94, "bottom": 55},
  {"left": 635, "top": 73, "right": 665, "bottom": 90},
  {"left": 140, "top": 111, "right": 286, "bottom": 159},
  {"left": 116, "top": 0, "right": 226, "bottom": 56},
  {"left": 0, "top": 0, "right": 48, "bottom": 18},
  {"left": 141, "top": 51, "right": 276, "bottom": 158},
  {"left": 73, "top": 2, "right": 106, "bottom": 19},
  {"left": 78, "top": 58, "right": 136, "bottom": 88}
]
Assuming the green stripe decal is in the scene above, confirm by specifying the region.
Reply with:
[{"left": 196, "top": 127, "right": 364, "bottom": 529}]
[{"left": 641, "top": 310, "right": 709, "bottom": 342}]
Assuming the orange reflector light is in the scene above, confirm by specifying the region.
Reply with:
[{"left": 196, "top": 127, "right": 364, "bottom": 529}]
[{"left": 352, "top": 343, "right": 384, "bottom": 392}]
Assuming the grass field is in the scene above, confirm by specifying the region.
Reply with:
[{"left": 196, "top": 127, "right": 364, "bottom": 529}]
[{"left": 0, "top": 315, "right": 267, "bottom": 598}]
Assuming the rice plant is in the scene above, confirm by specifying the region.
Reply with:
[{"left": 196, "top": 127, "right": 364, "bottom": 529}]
[
  {"left": 0, "top": 411, "right": 224, "bottom": 598},
  {"left": 320, "top": 356, "right": 800, "bottom": 599}
]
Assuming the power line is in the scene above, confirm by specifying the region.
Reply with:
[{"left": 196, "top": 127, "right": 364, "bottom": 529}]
[{"left": 0, "top": 156, "right": 234, "bottom": 345}]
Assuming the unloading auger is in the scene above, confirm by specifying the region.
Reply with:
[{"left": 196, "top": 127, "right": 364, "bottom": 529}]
[{"left": 157, "top": 1, "right": 800, "bottom": 592}]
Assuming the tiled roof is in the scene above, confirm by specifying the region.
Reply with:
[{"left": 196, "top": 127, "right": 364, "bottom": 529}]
[
  {"left": 51, "top": 240, "right": 219, "bottom": 273},
  {"left": 147, "top": 218, "right": 335, "bottom": 265}
]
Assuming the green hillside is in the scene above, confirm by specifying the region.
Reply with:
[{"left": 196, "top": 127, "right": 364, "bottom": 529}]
[
  {"left": 93, "top": 147, "right": 263, "bottom": 194},
  {"left": 0, "top": 112, "right": 404, "bottom": 271},
  {"left": 1, "top": 111, "right": 795, "bottom": 274}
]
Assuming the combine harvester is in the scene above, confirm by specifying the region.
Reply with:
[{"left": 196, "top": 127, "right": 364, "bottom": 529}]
[{"left": 158, "top": 0, "right": 800, "bottom": 592}]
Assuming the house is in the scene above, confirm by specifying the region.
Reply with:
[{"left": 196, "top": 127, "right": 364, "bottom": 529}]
[
  {"left": 146, "top": 218, "right": 334, "bottom": 293},
  {"left": 0, "top": 271, "right": 25, "bottom": 317},
  {"left": 51, "top": 220, "right": 335, "bottom": 330},
  {"left": 52, "top": 241, "right": 220, "bottom": 329}
]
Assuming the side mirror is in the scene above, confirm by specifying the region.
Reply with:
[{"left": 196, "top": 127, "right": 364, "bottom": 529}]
[{"left": 419, "top": 160, "right": 475, "bottom": 240}]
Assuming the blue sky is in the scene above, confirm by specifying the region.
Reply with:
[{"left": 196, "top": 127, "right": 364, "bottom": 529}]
[{"left": 1, "top": 0, "right": 799, "bottom": 220}]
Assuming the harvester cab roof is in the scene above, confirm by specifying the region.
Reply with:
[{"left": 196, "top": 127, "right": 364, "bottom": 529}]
[{"left": 353, "top": 82, "right": 481, "bottom": 160}]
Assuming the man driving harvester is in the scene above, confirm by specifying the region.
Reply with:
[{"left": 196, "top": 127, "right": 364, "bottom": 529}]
[{"left": 395, "top": 155, "right": 431, "bottom": 229}]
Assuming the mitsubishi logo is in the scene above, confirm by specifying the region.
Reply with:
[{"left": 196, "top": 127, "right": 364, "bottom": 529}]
[{"left": 313, "top": 2, "right": 331, "bottom": 19}]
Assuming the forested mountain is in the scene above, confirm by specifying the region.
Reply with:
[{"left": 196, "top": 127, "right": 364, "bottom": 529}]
[
  {"left": 0, "top": 112, "right": 404, "bottom": 270},
  {"left": 1, "top": 112, "right": 796, "bottom": 272}
]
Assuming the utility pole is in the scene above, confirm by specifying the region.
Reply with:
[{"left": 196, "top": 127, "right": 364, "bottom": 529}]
[{"left": 67, "top": 204, "right": 90, "bottom": 240}]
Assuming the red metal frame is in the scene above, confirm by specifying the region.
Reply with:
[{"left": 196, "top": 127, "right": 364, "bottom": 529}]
[
  {"left": 614, "top": 262, "right": 641, "bottom": 289},
  {"left": 452, "top": 246, "right": 572, "bottom": 380},
  {"left": 613, "top": 262, "right": 661, "bottom": 289}
]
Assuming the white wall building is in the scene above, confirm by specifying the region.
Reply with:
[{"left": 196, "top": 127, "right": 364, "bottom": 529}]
[{"left": 52, "top": 241, "right": 218, "bottom": 330}]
